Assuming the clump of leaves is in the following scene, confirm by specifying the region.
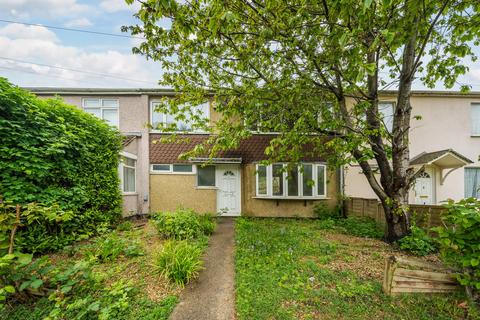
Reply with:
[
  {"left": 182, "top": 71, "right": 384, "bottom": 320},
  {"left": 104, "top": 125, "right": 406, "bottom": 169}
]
[
  {"left": 155, "top": 240, "right": 204, "bottom": 286},
  {"left": 314, "top": 203, "right": 341, "bottom": 220},
  {"left": 398, "top": 225, "right": 437, "bottom": 256},
  {"left": 151, "top": 208, "right": 216, "bottom": 240},
  {"left": 434, "top": 198, "right": 480, "bottom": 302},
  {"left": 116, "top": 221, "right": 134, "bottom": 232},
  {"left": 336, "top": 279, "right": 376, "bottom": 299},
  {"left": 84, "top": 232, "right": 143, "bottom": 263}
]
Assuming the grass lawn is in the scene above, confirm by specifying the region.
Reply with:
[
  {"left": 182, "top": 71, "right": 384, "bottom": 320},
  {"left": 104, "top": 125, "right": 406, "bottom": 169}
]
[
  {"left": 1, "top": 221, "right": 181, "bottom": 320},
  {"left": 235, "top": 218, "right": 480, "bottom": 320}
]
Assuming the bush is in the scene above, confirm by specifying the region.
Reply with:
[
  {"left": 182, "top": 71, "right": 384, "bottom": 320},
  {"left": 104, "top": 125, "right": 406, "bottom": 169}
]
[
  {"left": 152, "top": 208, "right": 215, "bottom": 240},
  {"left": 433, "top": 198, "right": 480, "bottom": 302},
  {"left": 313, "top": 203, "right": 341, "bottom": 220},
  {"left": 84, "top": 232, "right": 143, "bottom": 263},
  {"left": 155, "top": 240, "right": 204, "bottom": 286},
  {"left": 0, "top": 79, "right": 123, "bottom": 253},
  {"left": 397, "top": 225, "right": 437, "bottom": 256}
]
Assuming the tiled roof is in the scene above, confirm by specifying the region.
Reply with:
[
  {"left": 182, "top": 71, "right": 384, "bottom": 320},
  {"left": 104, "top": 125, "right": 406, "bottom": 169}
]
[
  {"left": 409, "top": 149, "right": 473, "bottom": 166},
  {"left": 149, "top": 134, "right": 327, "bottom": 164}
]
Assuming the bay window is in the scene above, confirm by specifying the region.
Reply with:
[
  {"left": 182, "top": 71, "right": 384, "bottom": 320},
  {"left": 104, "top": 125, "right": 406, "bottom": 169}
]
[{"left": 256, "top": 163, "right": 327, "bottom": 198}]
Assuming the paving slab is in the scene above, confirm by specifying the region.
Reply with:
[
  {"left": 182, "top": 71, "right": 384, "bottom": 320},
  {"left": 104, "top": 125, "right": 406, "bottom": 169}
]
[{"left": 169, "top": 217, "right": 236, "bottom": 320}]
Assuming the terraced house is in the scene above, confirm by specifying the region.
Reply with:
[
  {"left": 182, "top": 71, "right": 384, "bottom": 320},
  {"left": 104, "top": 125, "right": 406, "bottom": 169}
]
[
  {"left": 29, "top": 88, "right": 339, "bottom": 217},
  {"left": 29, "top": 88, "right": 479, "bottom": 216}
]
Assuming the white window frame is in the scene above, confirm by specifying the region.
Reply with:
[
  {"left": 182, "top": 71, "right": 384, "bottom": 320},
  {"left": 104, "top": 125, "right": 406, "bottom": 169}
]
[
  {"left": 378, "top": 101, "right": 395, "bottom": 133},
  {"left": 82, "top": 98, "right": 119, "bottom": 127},
  {"left": 150, "top": 163, "right": 196, "bottom": 175},
  {"left": 150, "top": 101, "right": 210, "bottom": 133},
  {"left": 255, "top": 163, "right": 327, "bottom": 199},
  {"left": 119, "top": 152, "right": 136, "bottom": 194},
  {"left": 471, "top": 103, "right": 480, "bottom": 136}
]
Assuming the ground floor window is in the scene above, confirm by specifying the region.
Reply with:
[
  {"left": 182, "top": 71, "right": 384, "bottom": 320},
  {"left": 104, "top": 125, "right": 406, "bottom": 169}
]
[
  {"left": 197, "top": 165, "right": 216, "bottom": 187},
  {"left": 465, "top": 168, "right": 480, "bottom": 198},
  {"left": 150, "top": 163, "right": 194, "bottom": 174},
  {"left": 120, "top": 156, "right": 136, "bottom": 193},
  {"left": 256, "top": 163, "right": 327, "bottom": 198}
]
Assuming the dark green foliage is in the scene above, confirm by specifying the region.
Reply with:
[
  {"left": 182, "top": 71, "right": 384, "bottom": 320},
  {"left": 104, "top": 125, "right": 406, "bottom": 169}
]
[
  {"left": 0, "top": 79, "right": 122, "bottom": 253},
  {"left": 434, "top": 198, "right": 480, "bottom": 302},
  {"left": 155, "top": 240, "right": 204, "bottom": 286},
  {"left": 152, "top": 208, "right": 216, "bottom": 240},
  {"left": 338, "top": 217, "right": 384, "bottom": 239},
  {"left": 314, "top": 203, "right": 342, "bottom": 220},
  {"left": 397, "top": 225, "right": 437, "bottom": 256},
  {"left": 123, "top": 295, "right": 178, "bottom": 320}
]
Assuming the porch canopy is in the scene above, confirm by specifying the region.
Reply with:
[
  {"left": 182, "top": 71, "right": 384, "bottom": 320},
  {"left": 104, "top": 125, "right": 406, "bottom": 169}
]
[
  {"left": 189, "top": 157, "right": 242, "bottom": 164},
  {"left": 409, "top": 149, "right": 473, "bottom": 184}
]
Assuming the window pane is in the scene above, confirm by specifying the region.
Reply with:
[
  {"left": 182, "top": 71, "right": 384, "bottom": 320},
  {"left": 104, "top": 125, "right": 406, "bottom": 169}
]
[
  {"left": 379, "top": 102, "right": 394, "bottom": 132},
  {"left": 197, "top": 165, "right": 215, "bottom": 187},
  {"left": 317, "top": 165, "right": 326, "bottom": 196},
  {"left": 102, "top": 99, "right": 118, "bottom": 107},
  {"left": 465, "top": 168, "right": 480, "bottom": 198},
  {"left": 272, "top": 164, "right": 284, "bottom": 196},
  {"left": 84, "top": 107, "right": 101, "bottom": 118},
  {"left": 123, "top": 166, "right": 135, "bottom": 192},
  {"left": 472, "top": 104, "right": 480, "bottom": 135},
  {"left": 84, "top": 99, "right": 100, "bottom": 107},
  {"left": 102, "top": 109, "right": 119, "bottom": 127},
  {"left": 257, "top": 165, "right": 267, "bottom": 195},
  {"left": 287, "top": 167, "right": 299, "bottom": 196},
  {"left": 151, "top": 107, "right": 164, "bottom": 129},
  {"left": 172, "top": 164, "right": 193, "bottom": 172},
  {"left": 152, "top": 164, "right": 170, "bottom": 171},
  {"left": 302, "top": 164, "right": 313, "bottom": 196},
  {"left": 124, "top": 158, "right": 135, "bottom": 167}
]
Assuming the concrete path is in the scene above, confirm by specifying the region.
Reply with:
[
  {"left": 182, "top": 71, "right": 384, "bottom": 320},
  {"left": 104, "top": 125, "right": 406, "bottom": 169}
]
[{"left": 169, "top": 217, "right": 236, "bottom": 320}]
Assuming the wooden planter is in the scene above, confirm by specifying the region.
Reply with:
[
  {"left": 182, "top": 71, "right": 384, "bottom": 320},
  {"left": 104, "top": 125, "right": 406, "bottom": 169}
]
[{"left": 383, "top": 256, "right": 460, "bottom": 295}]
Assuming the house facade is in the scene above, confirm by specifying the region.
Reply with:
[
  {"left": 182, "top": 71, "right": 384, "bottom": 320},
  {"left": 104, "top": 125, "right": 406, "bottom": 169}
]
[
  {"left": 344, "top": 91, "right": 480, "bottom": 205},
  {"left": 29, "top": 88, "right": 339, "bottom": 217}
]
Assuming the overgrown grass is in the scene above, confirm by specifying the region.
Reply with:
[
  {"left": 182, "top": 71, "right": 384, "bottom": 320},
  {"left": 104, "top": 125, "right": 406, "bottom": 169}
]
[
  {"left": 235, "top": 218, "right": 480, "bottom": 320},
  {"left": 0, "top": 222, "right": 181, "bottom": 320}
]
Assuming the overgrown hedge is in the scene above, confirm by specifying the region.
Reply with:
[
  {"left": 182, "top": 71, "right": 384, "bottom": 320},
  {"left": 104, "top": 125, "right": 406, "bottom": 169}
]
[{"left": 0, "top": 78, "right": 122, "bottom": 253}]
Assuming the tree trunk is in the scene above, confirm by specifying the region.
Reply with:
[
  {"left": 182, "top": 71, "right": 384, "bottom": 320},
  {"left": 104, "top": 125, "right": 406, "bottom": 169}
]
[{"left": 381, "top": 193, "right": 410, "bottom": 243}]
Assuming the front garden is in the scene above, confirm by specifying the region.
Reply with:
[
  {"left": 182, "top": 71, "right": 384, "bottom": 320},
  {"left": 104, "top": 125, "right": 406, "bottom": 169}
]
[
  {"left": 1, "top": 209, "right": 215, "bottom": 319},
  {"left": 235, "top": 217, "right": 480, "bottom": 320}
]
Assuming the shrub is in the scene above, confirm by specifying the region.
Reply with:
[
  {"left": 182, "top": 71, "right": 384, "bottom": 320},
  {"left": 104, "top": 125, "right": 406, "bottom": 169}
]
[
  {"left": 0, "top": 79, "right": 123, "bottom": 253},
  {"left": 397, "top": 225, "right": 437, "bottom": 256},
  {"left": 84, "top": 232, "right": 143, "bottom": 263},
  {"left": 433, "top": 198, "right": 480, "bottom": 302},
  {"left": 152, "top": 208, "right": 216, "bottom": 240},
  {"left": 155, "top": 240, "right": 204, "bottom": 286},
  {"left": 116, "top": 221, "right": 134, "bottom": 232},
  {"left": 313, "top": 203, "right": 341, "bottom": 220}
]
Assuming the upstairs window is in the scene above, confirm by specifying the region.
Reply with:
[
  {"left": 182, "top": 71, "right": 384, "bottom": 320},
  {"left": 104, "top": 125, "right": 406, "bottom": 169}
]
[
  {"left": 256, "top": 163, "right": 327, "bottom": 198},
  {"left": 83, "top": 98, "right": 119, "bottom": 127},
  {"left": 379, "top": 102, "right": 394, "bottom": 133},
  {"left": 151, "top": 101, "right": 209, "bottom": 132},
  {"left": 471, "top": 103, "right": 480, "bottom": 136}
]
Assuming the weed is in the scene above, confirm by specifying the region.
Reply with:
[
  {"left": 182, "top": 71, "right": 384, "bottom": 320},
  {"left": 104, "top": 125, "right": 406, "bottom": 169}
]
[{"left": 152, "top": 208, "right": 216, "bottom": 240}]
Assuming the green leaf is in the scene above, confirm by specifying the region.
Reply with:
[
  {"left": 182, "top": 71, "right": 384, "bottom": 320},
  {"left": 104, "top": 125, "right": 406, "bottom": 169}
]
[
  {"left": 471, "top": 258, "right": 479, "bottom": 267},
  {"left": 3, "top": 285, "right": 15, "bottom": 294},
  {"left": 19, "top": 281, "right": 31, "bottom": 291},
  {"left": 30, "top": 279, "right": 43, "bottom": 289}
]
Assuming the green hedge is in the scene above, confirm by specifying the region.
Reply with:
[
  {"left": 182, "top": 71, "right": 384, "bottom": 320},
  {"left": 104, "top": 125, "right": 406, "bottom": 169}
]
[{"left": 0, "top": 78, "right": 122, "bottom": 253}]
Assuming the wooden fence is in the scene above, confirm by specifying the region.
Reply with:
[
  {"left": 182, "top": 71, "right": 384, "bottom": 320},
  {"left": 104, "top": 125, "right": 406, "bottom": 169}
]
[{"left": 344, "top": 197, "right": 445, "bottom": 231}]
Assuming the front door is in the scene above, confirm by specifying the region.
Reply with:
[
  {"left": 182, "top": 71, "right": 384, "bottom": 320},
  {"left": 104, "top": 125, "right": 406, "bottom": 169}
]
[
  {"left": 414, "top": 168, "right": 434, "bottom": 204},
  {"left": 216, "top": 165, "right": 241, "bottom": 216}
]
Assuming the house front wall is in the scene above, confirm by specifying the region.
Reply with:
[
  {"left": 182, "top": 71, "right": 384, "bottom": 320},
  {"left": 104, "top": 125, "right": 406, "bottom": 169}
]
[
  {"left": 150, "top": 173, "right": 217, "bottom": 213},
  {"left": 344, "top": 94, "right": 480, "bottom": 203}
]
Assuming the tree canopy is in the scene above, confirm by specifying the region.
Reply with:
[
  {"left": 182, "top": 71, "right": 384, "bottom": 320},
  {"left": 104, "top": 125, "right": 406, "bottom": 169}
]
[{"left": 126, "top": 0, "right": 480, "bottom": 241}]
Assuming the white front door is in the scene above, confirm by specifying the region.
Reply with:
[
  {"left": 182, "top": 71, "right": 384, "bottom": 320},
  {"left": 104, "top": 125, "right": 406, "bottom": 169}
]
[
  {"left": 216, "top": 165, "right": 241, "bottom": 216},
  {"left": 414, "top": 168, "right": 434, "bottom": 204}
]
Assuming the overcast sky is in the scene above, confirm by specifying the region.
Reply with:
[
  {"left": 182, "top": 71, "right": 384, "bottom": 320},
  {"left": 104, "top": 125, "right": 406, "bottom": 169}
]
[{"left": 1, "top": 0, "right": 480, "bottom": 90}]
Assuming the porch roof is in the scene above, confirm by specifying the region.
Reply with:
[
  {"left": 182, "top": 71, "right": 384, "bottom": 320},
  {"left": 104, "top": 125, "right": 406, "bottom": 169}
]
[{"left": 409, "top": 149, "right": 473, "bottom": 168}]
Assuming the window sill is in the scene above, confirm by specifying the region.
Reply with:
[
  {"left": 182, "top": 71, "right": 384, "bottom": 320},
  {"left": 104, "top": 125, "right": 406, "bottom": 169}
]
[
  {"left": 253, "top": 196, "right": 330, "bottom": 200},
  {"left": 150, "top": 130, "right": 209, "bottom": 134},
  {"left": 195, "top": 186, "right": 218, "bottom": 190},
  {"left": 122, "top": 192, "right": 138, "bottom": 196},
  {"left": 471, "top": 135, "right": 480, "bottom": 137}
]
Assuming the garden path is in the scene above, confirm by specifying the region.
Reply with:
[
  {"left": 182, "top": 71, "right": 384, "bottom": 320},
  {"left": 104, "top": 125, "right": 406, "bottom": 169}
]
[{"left": 169, "top": 217, "right": 236, "bottom": 320}]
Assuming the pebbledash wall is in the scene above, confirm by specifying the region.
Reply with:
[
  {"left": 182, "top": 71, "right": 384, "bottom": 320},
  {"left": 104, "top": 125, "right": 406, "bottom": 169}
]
[{"left": 344, "top": 92, "right": 480, "bottom": 205}]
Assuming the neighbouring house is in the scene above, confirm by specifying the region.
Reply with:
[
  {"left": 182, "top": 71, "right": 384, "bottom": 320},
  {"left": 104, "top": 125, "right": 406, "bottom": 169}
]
[
  {"left": 29, "top": 88, "right": 339, "bottom": 217},
  {"left": 344, "top": 91, "right": 479, "bottom": 205}
]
